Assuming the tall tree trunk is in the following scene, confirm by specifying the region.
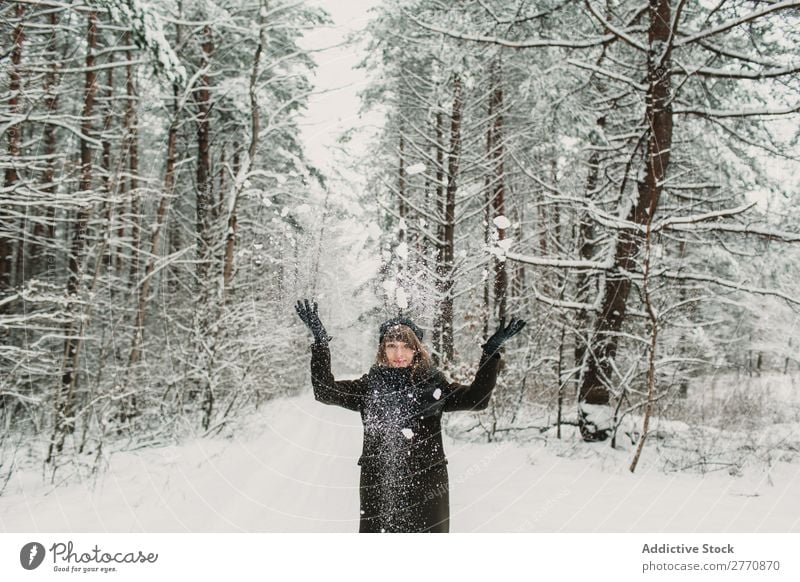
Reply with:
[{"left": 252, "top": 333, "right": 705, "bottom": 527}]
[
  {"left": 126, "top": 33, "right": 141, "bottom": 287},
  {"left": 1, "top": 3, "right": 25, "bottom": 295},
  {"left": 489, "top": 62, "right": 507, "bottom": 323},
  {"left": 578, "top": 0, "right": 673, "bottom": 441},
  {"left": 222, "top": 144, "right": 241, "bottom": 297},
  {"left": 510, "top": 198, "right": 525, "bottom": 298},
  {"left": 49, "top": 10, "right": 98, "bottom": 462},
  {"left": 32, "top": 11, "right": 60, "bottom": 282},
  {"left": 129, "top": 91, "right": 180, "bottom": 368},
  {"left": 99, "top": 65, "right": 116, "bottom": 272},
  {"left": 195, "top": 25, "right": 213, "bottom": 286},
  {"left": 223, "top": 4, "right": 266, "bottom": 303},
  {"left": 398, "top": 129, "right": 406, "bottom": 245},
  {"left": 482, "top": 69, "right": 496, "bottom": 341},
  {"left": 432, "top": 110, "right": 445, "bottom": 362},
  {"left": 575, "top": 116, "right": 605, "bottom": 385},
  {"left": 441, "top": 74, "right": 462, "bottom": 365}
]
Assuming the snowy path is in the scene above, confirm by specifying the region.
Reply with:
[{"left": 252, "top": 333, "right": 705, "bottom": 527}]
[{"left": 2, "top": 395, "right": 799, "bottom": 532}]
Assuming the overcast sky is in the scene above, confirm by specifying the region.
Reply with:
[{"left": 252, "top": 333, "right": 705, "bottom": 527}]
[{"left": 299, "top": 1, "right": 380, "bottom": 172}]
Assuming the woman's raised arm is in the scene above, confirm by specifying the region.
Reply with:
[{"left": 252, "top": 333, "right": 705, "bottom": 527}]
[
  {"left": 296, "top": 298, "right": 365, "bottom": 411},
  {"left": 310, "top": 342, "right": 366, "bottom": 412},
  {"left": 442, "top": 316, "right": 526, "bottom": 412}
]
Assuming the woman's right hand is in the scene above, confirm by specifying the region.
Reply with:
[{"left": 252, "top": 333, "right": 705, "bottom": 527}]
[{"left": 295, "top": 299, "right": 332, "bottom": 344}]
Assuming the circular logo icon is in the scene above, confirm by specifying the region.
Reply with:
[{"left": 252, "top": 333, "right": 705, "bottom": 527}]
[{"left": 20, "top": 542, "right": 46, "bottom": 570}]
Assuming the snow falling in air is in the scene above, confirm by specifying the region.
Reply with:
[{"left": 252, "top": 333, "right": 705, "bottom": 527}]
[
  {"left": 381, "top": 279, "right": 408, "bottom": 308},
  {"left": 396, "top": 242, "right": 408, "bottom": 260},
  {"left": 433, "top": 388, "right": 442, "bottom": 400},
  {"left": 401, "top": 428, "right": 414, "bottom": 439},
  {"left": 493, "top": 215, "right": 511, "bottom": 229},
  {"left": 405, "top": 162, "right": 426, "bottom": 175},
  {"left": 395, "top": 286, "right": 408, "bottom": 309}
]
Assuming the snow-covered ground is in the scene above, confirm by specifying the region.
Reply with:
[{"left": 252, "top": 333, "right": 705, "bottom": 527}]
[{"left": 2, "top": 392, "right": 799, "bottom": 533}]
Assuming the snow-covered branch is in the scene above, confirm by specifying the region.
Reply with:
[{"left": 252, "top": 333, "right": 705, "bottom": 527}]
[
  {"left": 504, "top": 251, "right": 613, "bottom": 271},
  {"left": 674, "top": 0, "right": 800, "bottom": 48},
  {"left": 584, "top": 1, "right": 647, "bottom": 52},
  {"left": 404, "top": 10, "right": 615, "bottom": 49},
  {"left": 622, "top": 268, "right": 800, "bottom": 307},
  {"left": 673, "top": 104, "right": 800, "bottom": 118}
]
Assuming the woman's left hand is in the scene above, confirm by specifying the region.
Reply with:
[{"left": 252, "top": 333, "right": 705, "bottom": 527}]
[{"left": 482, "top": 317, "right": 527, "bottom": 355}]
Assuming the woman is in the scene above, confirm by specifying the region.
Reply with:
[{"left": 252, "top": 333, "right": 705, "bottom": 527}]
[{"left": 295, "top": 299, "right": 526, "bottom": 533}]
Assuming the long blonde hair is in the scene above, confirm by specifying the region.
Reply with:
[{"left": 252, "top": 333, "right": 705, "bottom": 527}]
[{"left": 375, "top": 324, "right": 433, "bottom": 380}]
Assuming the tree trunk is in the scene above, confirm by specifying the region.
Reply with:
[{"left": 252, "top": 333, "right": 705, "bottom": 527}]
[
  {"left": 482, "top": 68, "right": 495, "bottom": 340},
  {"left": 49, "top": 10, "right": 98, "bottom": 462},
  {"left": 579, "top": 0, "right": 673, "bottom": 441},
  {"left": 31, "top": 10, "right": 60, "bottom": 281},
  {"left": 489, "top": 62, "right": 507, "bottom": 322},
  {"left": 129, "top": 92, "right": 180, "bottom": 368},
  {"left": 398, "top": 129, "right": 406, "bottom": 245},
  {"left": 101, "top": 66, "right": 115, "bottom": 269},
  {"left": 126, "top": 33, "right": 141, "bottom": 287},
  {"left": 432, "top": 110, "right": 445, "bottom": 362},
  {"left": 222, "top": 143, "right": 241, "bottom": 297},
  {"left": 195, "top": 25, "right": 213, "bottom": 286},
  {"left": 440, "top": 75, "right": 462, "bottom": 365},
  {"left": 1, "top": 3, "right": 25, "bottom": 294},
  {"left": 575, "top": 116, "right": 604, "bottom": 390}
]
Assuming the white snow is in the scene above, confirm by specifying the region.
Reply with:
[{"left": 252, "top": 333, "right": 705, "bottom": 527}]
[
  {"left": 405, "top": 162, "right": 426, "bottom": 175},
  {"left": 497, "top": 238, "right": 513, "bottom": 251},
  {"left": 1, "top": 395, "right": 798, "bottom": 532},
  {"left": 579, "top": 402, "right": 614, "bottom": 432},
  {"left": 433, "top": 388, "right": 442, "bottom": 400},
  {"left": 401, "top": 428, "right": 414, "bottom": 439},
  {"left": 395, "top": 241, "right": 408, "bottom": 260},
  {"left": 493, "top": 215, "right": 511, "bottom": 229},
  {"left": 395, "top": 286, "right": 408, "bottom": 309}
]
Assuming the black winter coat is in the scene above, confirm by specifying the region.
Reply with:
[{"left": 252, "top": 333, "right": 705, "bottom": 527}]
[{"left": 310, "top": 343, "right": 501, "bottom": 533}]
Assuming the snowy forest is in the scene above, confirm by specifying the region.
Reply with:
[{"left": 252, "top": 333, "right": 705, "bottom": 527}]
[{"left": 2, "top": 0, "right": 800, "bottom": 532}]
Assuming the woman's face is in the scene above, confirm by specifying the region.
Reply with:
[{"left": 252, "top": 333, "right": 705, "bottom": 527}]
[{"left": 384, "top": 340, "right": 415, "bottom": 368}]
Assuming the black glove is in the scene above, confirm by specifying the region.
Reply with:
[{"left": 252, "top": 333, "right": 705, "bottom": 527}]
[
  {"left": 295, "top": 299, "right": 332, "bottom": 344},
  {"left": 482, "top": 316, "right": 526, "bottom": 355}
]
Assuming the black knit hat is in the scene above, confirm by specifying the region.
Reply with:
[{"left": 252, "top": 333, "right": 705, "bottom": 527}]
[{"left": 378, "top": 317, "right": 424, "bottom": 344}]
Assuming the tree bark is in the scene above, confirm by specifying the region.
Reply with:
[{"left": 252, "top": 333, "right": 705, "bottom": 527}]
[
  {"left": 578, "top": 0, "right": 674, "bottom": 441},
  {"left": 489, "top": 62, "right": 507, "bottom": 322},
  {"left": 440, "top": 74, "right": 462, "bottom": 365},
  {"left": 195, "top": 25, "right": 213, "bottom": 285},
  {"left": 126, "top": 33, "right": 141, "bottom": 287},
  {"left": 398, "top": 129, "right": 406, "bottom": 245},
  {"left": 49, "top": 10, "right": 98, "bottom": 462},
  {"left": 128, "top": 92, "right": 180, "bottom": 368},
  {"left": 575, "top": 116, "right": 604, "bottom": 388},
  {"left": 432, "top": 110, "right": 445, "bottom": 361},
  {"left": 1, "top": 3, "right": 25, "bottom": 294},
  {"left": 100, "top": 65, "right": 115, "bottom": 269},
  {"left": 31, "top": 11, "right": 60, "bottom": 281}
]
